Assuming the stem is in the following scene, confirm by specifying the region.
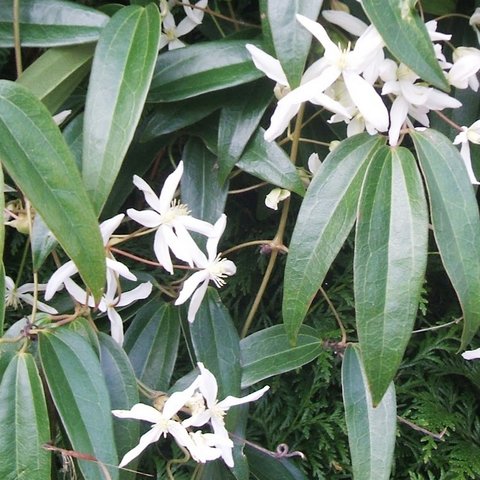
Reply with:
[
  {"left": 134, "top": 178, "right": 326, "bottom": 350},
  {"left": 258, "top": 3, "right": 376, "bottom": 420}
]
[
  {"left": 25, "top": 200, "right": 39, "bottom": 324},
  {"left": 166, "top": 444, "right": 190, "bottom": 480},
  {"left": 13, "top": 0, "right": 22, "bottom": 76},
  {"left": 229, "top": 181, "right": 268, "bottom": 194},
  {"left": 434, "top": 110, "right": 462, "bottom": 131},
  {"left": 397, "top": 415, "right": 447, "bottom": 440},
  {"left": 319, "top": 285, "right": 347, "bottom": 344},
  {"left": 222, "top": 239, "right": 287, "bottom": 257},
  {"left": 412, "top": 317, "right": 462, "bottom": 334}
]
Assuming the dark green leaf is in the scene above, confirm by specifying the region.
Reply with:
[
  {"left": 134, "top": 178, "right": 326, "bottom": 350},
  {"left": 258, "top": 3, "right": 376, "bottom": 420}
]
[
  {"left": 123, "top": 299, "right": 180, "bottom": 391},
  {"left": 38, "top": 328, "right": 119, "bottom": 480},
  {"left": 354, "top": 146, "right": 428, "bottom": 404},
  {"left": 31, "top": 214, "right": 57, "bottom": 272},
  {"left": 361, "top": 0, "right": 449, "bottom": 90},
  {"left": 0, "top": 353, "right": 51, "bottom": 480},
  {"left": 342, "top": 345, "right": 396, "bottom": 480},
  {"left": 62, "top": 112, "right": 84, "bottom": 170},
  {"left": 0, "top": 0, "right": 108, "bottom": 47},
  {"left": 412, "top": 129, "right": 480, "bottom": 347},
  {"left": 0, "top": 81, "right": 105, "bottom": 300},
  {"left": 82, "top": 3, "right": 160, "bottom": 215},
  {"left": 421, "top": 0, "right": 457, "bottom": 15},
  {"left": 283, "top": 134, "right": 385, "bottom": 343},
  {"left": 240, "top": 325, "right": 322, "bottom": 388},
  {"left": 148, "top": 39, "right": 264, "bottom": 102}
]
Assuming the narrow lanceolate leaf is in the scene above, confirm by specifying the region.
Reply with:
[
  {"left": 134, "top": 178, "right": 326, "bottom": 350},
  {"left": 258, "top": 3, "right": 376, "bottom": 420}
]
[
  {"left": 190, "top": 288, "right": 242, "bottom": 399},
  {"left": 412, "top": 129, "right": 480, "bottom": 348},
  {"left": 0, "top": 353, "right": 51, "bottom": 480},
  {"left": 0, "top": 81, "right": 105, "bottom": 300},
  {"left": 31, "top": 214, "right": 58, "bottom": 272},
  {"left": 83, "top": 4, "right": 160, "bottom": 215},
  {"left": 355, "top": 146, "right": 428, "bottom": 405},
  {"left": 361, "top": 0, "right": 449, "bottom": 90},
  {"left": 17, "top": 44, "right": 95, "bottom": 113},
  {"left": 342, "top": 345, "right": 396, "bottom": 480},
  {"left": 123, "top": 299, "right": 180, "bottom": 391},
  {"left": 237, "top": 128, "right": 305, "bottom": 196},
  {"left": 218, "top": 80, "right": 273, "bottom": 184},
  {"left": 38, "top": 328, "right": 119, "bottom": 480},
  {"left": 148, "top": 40, "right": 264, "bottom": 102},
  {"left": 240, "top": 325, "right": 322, "bottom": 388},
  {"left": 283, "top": 134, "right": 385, "bottom": 343},
  {"left": 264, "top": 0, "right": 323, "bottom": 88},
  {"left": 0, "top": 0, "right": 108, "bottom": 47}
]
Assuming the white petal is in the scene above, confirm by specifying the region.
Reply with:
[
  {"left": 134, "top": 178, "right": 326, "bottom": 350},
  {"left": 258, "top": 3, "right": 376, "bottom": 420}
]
[
  {"left": 310, "top": 91, "right": 352, "bottom": 118},
  {"left": 187, "top": 278, "right": 209, "bottom": 322},
  {"left": 113, "top": 403, "right": 163, "bottom": 423},
  {"left": 197, "top": 362, "right": 219, "bottom": 406},
  {"left": 183, "top": 0, "right": 207, "bottom": 24},
  {"left": 180, "top": 215, "right": 215, "bottom": 236},
  {"left": 296, "top": 14, "right": 339, "bottom": 56},
  {"left": 175, "top": 271, "right": 209, "bottom": 306},
  {"left": 218, "top": 385, "right": 270, "bottom": 410},
  {"left": 153, "top": 228, "right": 174, "bottom": 274},
  {"left": 246, "top": 44, "right": 288, "bottom": 86},
  {"left": 132, "top": 175, "right": 163, "bottom": 212},
  {"left": 126, "top": 208, "right": 162, "bottom": 228},
  {"left": 206, "top": 214, "right": 226, "bottom": 261},
  {"left": 118, "top": 426, "right": 163, "bottom": 467},
  {"left": 322, "top": 10, "right": 367, "bottom": 36},
  {"left": 100, "top": 214, "right": 124, "bottom": 245},
  {"left": 159, "top": 162, "right": 183, "bottom": 213},
  {"left": 106, "top": 257, "right": 137, "bottom": 281},
  {"left": 161, "top": 224, "right": 193, "bottom": 266},
  {"left": 388, "top": 96, "right": 409, "bottom": 147},
  {"left": 462, "top": 347, "right": 480, "bottom": 360},
  {"left": 175, "top": 16, "right": 198, "bottom": 37},
  {"left": 107, "top": 307, "right": 124, "bottom": 346},
  {"left": 45, "top": 261, "right": 78, "bottom": 301},
  {"left": 264, "top": 101, "right": 301, "bottom": 142},
  {"left": 425, "top": 89, "right": 462, "bottom": 110},
  {"left": 163, "top": 379, "right": 200, "bottom": 419},
  {"left": 64, "top": 279, "right": 97, "bottom": 308},
  {"left": 115, "top": 282, "right": 153, "bottom": 307},
  {"left": 20, "top": 293, "right": 58, "bottom": 314},
  {"left": 459, "top": 141, "right": 480, "bottom": 185},
  {"left": 168, "top": 39, "right": 186, "bottom": 50}
]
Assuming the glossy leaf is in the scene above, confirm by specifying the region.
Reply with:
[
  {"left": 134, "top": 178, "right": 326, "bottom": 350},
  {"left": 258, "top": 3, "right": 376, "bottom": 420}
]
[
  {"left": 17, "top": 44, "right": 95, "bottom": 113},
  {"left": 283, "top": 134, "right": 385, "bottom": 343},
  {"left": 99, "top": 333, "right": 139, "bottom": 480},
  {"left": 83, "top": 4, "right": 160, "bottom": 214},
  {"left": 190, "top": 288, "right": 242, "bottom": 399},
  {"left": 237, "top": 128, "right": 305, "bottom": 195},
  {"left": 181, "top": 138, "right": 229, "bottom": 224},
  {"left": 148, "top": 39, "right": 264, "bottom": 102},
  {"left": 361, "top": 0, "right": 449, "bottom": 90},
  {"left": 412, "top": 129, "right": 480, "bottom": 347},
  {"left": 265, "top": 0, "right": 323, "bottom": 88},
  {"left": 38, "top": 328, "right": 119, "bottom": 480},
  {"left": 0, "top": 0, "right": 108, "bottom": 47},
  {"left": 31, "top": 214, "right": 57, "bottom": 272},
  {"left": 218, "top": 80, "right": 273, "bottom": 183},
  {"left": 342, "top": 345, "right": 396, "bottom": 480},
  {"left": 354, "top": 147, "right": 428, "bottom": 404},
  {"left": 240, "top": 325, "right": 322, "bottom": 388},
  {"left": 0, "top": 353, "right": 50, "bottom": 480},
  {"left": 123, "top": 299, "right": 180, "bottom": 391},
  {"left": 0, "top": 81, "right": 105, "bottom": 300}
]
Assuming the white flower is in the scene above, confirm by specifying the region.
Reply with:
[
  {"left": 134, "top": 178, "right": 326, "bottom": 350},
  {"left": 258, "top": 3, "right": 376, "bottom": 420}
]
[
  {"left": 470, "top": 8, "right": 480, "bottom": 45},
  {"left": 127, "top": 162, "right": 215, "bottom": 274},
  {"left": 112, "top": 378, "right": 201, "bottom": 467},
  {"left": 308, "top": 153, "right": 322, "bottom": 176},
  {"left": 265, "top": 188, "right": 290, "bottom": 210},
  {"left": 45, "top": 214, "right": 136, "bottom": 300},
  {"left": 159, "top": 0, "right": 207, "bottom": 50},
  {"left": 322, "top": 10, "right": 368, "bottom": 37},
  {"left": 462, "top": 347, "right": 480, "bottom": 360},
  {"left": 453, "top": 120, "right": 480, "bottom": 185},
  {"left": 174, "top": 214, "right": 236, "bottom": 323},
  {"left": 183, "top": 362, "right": 269, "bottom": 467},
  {"left": 447, "top": 47, "right": 480, "bottom": 91},
  {"left": 5, "top": 276, "right": 57, "bottom": 314}
]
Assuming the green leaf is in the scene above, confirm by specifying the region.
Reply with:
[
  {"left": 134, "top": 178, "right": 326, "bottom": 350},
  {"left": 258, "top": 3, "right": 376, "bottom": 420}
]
[
  {"left": 82, "top": 3, "right": 160, "bottom": 215},
  {"left": 0, "top": 263, "right": 4, "bottom": 335},
  {"left": 240, "top": 325, "right": 322, "bottom": 388},
  {"left": 265, "top": 0, "right": 323, "bottom": 88},
  {"left": 0, "top": 353, "right": 51, "bottom": 480},
  {"left": 181, "top": 138, "right": 229, "bottom": 224},
  {"left": 412, "top": 129, "right": 480, "bottom": 347},
  {"left": 123, "top": 299, "right": 180, "bottom": 391},
  {"left": 38, "top": 328, "right": 119, "bottom": 480},
  {"left": 0, "top": 81, "right": 105, "bottom": 300},
  {"left": 17, "top": 44, "right": 94, "bottom": 113},
  {"left": 361, "top": 0, "right": 449, "bottom": 90},
  {"left": 218, "top": 80, "right": 273, "bottom": 184},
  {"left": 99, "top": 333, "right": 139, "bottom": 480},
  {"left": 354, "top": 146, "right": 428, "bottom": 404},
  {"left": 148, "top": 39, "right": 264, "bottom": 102},
  {"left": 0, "top": 0, "right": 108, "bottom": 47},
  {"left": 31, "top": 214, "right": 57, "bottom": 272},
  {"left": 237, "top": 128, "right": 305, "bottom": 195},
  {"left": 421, "top": 0, "right": 457, "bottom": 15},
  {"left": 190, "top": 288, "right": 242, "bottom": 398},
  {"left": 342, "top": 345, "right": 396, "bottom": 480},
  {"left": 283, "top": 134, "right": 385, "bottom": 343}
]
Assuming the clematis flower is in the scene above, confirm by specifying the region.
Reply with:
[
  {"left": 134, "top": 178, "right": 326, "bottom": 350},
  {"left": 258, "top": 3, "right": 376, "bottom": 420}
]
[
  {"left": 470, "top": 8, "right": 480, "bottom": 45},
  {"left": 174, "top": 214, "right": 236, "bottom": 323},
  {"left": 127, "top": 162, "right": 215, "bottom": 274},
  {"left": 447, "top": 47, "right": 480, "bottom": 91},
  {"left": 453, "top": 120, "right": 480, "bottom": 185},
  {"left": 5, "top": 276, "right": 57, "bottom": 314},
  {"left": 462, "top": 348, "right": 480, "bottom": 360},
  {"left": 265, "top": 188, "right": 290, "bottom": 210},
  {"left": 183, "top": 362, "right": 270, "bottom": 467}
]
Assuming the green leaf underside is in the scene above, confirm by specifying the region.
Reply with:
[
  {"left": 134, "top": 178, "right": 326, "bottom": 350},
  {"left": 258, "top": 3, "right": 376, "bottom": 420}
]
[
  {"left": 354, "top": 146, "right": 428, "bottom": 404},
  {"left": 412, "top": 129, "right": 480, "bottom": 347},
  {"left": 0, "top": 0, "right": 108, "bottom": 47},
  {"left": 283, "top": 134, "right": 385, "bottom": 343},
  {"left": 342, "top": 345, "right": 396, "bottom": 480},
  {"left": 361, "top": 0, "right": 449, "bottom": 90},
  {"left": 123, "top": 299, "right": 180, "bottom": 391},
  {"left": 0, "top": 353, "right": 51, "bottom": 480},
  {"left": 0, "top": 81, "right": 105, "bottom": 299},
  {"left": 39, "top": 329, "right": 119, "bottom": 480},
  {"left": 82, "top": 4, "right": 160, "bottom": 215},
  {"left": 148, "top": 39, "right": 264, "bottom": 102},
  {"left": 240, "top": 325, "right": 322, "bottom": 388}
]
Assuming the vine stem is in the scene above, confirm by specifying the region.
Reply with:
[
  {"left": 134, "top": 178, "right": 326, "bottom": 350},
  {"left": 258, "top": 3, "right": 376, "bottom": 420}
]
[
  {"left": 319, "top": 285, "right": 347, "bottom": 345},
  {"left": 240, "top": 104, "right": 305, "bottom": 339},
  {"left": 13, "top": 0, "right": 22, "bottom": 76}
]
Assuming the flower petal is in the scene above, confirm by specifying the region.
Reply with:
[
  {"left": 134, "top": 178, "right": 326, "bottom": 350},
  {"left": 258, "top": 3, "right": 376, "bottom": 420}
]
[
  {"left": 100, "top": 214, "right": 124, "bottom": 245},
  {"left": 175, "top": 270, "right": 209, "bottom": 306},
  {"left": 118, "top": 426, "right": 163, "bottom": 467},
  {"left": 106, "top": 257, "right": 137, "bottom": 281},
  {"left": 45, "top": 261, "right": 78, "bottom": 300},
  {"left": 113, "top": 403, "right": 164, "bottom": 423},
  {"left": 217, "top": 385, "right": 270, "bottom": 410},
  {"left": 107, "top": 307, "right": 124, "bottom": 346},
  {"left": 264, "top": 100, "right": 301, "bottom": 142},
  {"left": 126, "top": 208, "right": 162, "bottom": 228},
  {"left": 115, "top": 282, "right": 153, "bottom": 307},
  {"left": 159, "top": 161, "right": 184, "bottom": 213},
  {"left": 388, "top": 96, "right": 409, "bottom": 147},
  {"left": 153, "top": 228, "right": 174, "bottom": 274},
  {"left": 132, "top": 175, "right": 163, "bottom": 212},
  {"left": 462, "top": 347, "right": 480, "bottom": 360},
  {"left": 322, "top": 10, "right": 367, "bottom": 36},
  {"left": 296, "top": 14, "right": 339, "bottom": 57},
  {"left": 246, "top": 44, "right": 289, "bottom": 86},
  {"left": 197, "top": 362, "right": 218, "bottom": 406},
  {"left": 187, "top": 278, "right": 209, "bottom": 322}
]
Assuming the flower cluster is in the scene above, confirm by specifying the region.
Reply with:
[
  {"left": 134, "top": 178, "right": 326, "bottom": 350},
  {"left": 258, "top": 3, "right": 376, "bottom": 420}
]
[{"left": 113, "top": 362, "right": 269, "bottom": 468}]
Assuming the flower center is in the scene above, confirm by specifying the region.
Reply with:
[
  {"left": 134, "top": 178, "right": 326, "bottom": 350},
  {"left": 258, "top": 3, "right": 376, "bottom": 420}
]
[
  {"left": 161, "top": 201, "right": 190, "bottom": 225},
  {"left": 207, "top": 257, "right": 236, "bottom": 288}
]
